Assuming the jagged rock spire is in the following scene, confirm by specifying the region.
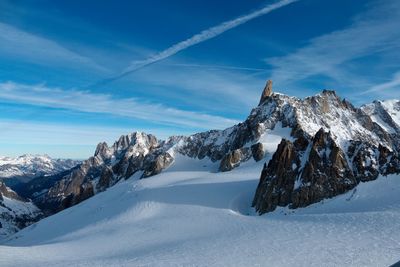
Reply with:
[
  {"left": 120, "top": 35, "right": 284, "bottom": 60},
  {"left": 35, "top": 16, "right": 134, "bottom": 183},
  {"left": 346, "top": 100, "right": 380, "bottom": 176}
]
[{"left": 258, "top": 80, "right": 273, "bottom": 105}]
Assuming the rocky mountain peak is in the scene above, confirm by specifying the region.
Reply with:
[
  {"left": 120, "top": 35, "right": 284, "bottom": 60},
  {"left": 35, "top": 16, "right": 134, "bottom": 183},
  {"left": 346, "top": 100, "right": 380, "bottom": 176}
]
[
  {"left": 94, "top": 142, "right": 110, "bottom": 159},
  {"left": 321, "top": 89, "right": 337, "bottom": 97},
  {"left": 252, "top": 127, "right": 359, "bottom": 214},
  {"left": 258, "top": 80, "right": 273, "bottom": 105}
]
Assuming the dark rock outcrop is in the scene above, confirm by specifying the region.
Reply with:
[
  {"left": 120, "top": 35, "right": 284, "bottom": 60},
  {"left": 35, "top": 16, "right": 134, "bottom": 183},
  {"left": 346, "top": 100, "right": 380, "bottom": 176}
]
[
  {"left": 219, "top": 148, "right": 252, "bottom": 172},
  {"left": 252, "top": 139, "right": 300, "bottom": 213},
  {"left": 253, "top": 127, "right": 400, "bottom": 215},
  {"left": 251, "top": 143, "right": 264, "bottom": 162},
  {"left": 143, "top": 152, "right": 174, "bottom": 178},
  {"left": 97, "top": 166, "right": 114, "bottom": 192},
  {"left": 0, "top": 181, "right": 26, "bottom": 202},
  {"left": 291, "top": 129, "right": 357, "bottom": 209},
  {"left": 378, "top": 145, "right": 400, "bottom": 176},
  {"left": 0, "top": 181, "right": 42, "bottom": 238}
]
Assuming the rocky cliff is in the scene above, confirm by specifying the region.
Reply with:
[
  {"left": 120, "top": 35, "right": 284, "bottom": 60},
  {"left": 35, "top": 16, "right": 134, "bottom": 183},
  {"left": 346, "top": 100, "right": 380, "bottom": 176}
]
[
  {"left": 0, "top": 181, "right": 42, "bottom": 239},
  {"left": 252, "top": 90, "right": 400, "bottom": 214}
]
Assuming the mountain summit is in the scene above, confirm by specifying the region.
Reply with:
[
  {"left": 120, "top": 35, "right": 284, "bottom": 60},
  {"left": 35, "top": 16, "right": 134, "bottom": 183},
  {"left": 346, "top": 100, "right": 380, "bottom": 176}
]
[{"left": 258, "top": 79, "right": 273, "bottom": 105}]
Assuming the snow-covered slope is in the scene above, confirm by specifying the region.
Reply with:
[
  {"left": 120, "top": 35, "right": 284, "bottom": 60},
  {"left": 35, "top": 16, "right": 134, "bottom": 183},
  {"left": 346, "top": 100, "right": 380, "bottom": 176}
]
[
  {"left": 0, "top": 155, "right": 80, "bottom": 185},
  {"left": 1, "top": 157, "right": 399, "bottom": 267}
]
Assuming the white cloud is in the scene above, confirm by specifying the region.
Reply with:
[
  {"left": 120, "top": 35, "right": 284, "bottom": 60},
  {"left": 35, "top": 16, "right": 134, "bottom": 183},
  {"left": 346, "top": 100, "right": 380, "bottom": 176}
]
[
  {"left": 0, "top": 22, "right": 106, "bottom": 71},
  {"left": 362, "top": 71, "right": 400, "bottom": 95},
  {"left": 123, "top": 63, "right": 265, "bottom": 110},
  {"left": 0, "top": 81, "right": 239, "bottom": 130}
]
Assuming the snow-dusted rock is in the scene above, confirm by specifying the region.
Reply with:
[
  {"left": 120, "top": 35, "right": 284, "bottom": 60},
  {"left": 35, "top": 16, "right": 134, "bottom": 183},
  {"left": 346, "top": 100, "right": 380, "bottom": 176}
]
[
  {"left": 253, "top": 90, "right": 400, "bottom": 214},
  {"left": 0, "top": 181, "right": 41, "bottom": 239}
]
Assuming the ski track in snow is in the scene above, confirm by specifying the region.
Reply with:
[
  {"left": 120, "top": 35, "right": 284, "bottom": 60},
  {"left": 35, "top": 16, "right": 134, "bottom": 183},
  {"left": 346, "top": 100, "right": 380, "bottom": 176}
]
[{"left": 0, "top": 157, "right": 400, "bottom": 267}]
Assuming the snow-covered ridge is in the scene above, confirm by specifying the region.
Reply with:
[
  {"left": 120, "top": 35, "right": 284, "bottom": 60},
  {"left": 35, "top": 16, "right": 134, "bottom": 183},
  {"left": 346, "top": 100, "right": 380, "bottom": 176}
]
[
  {"left": 0, "top": 154, "right": 80, "bottom": 182},
  {"left": 362, "top": 99, "right": 400, "bottom": 134}
]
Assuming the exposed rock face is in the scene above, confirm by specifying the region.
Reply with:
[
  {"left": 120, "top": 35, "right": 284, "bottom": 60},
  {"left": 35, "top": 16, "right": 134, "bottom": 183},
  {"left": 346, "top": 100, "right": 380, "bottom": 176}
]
[
  {"left": 0, "top": 181, "right": 25, "bottom": 201},
  {"left": 97, "top": 166, "right": 114, "bottom": 192},
  {"left": 36, "top": 132, "right": 158, "bottom": 213},
  {"left": 259, "top": 80, "right": 273, "bottom": 105},
  {"left": 291, "top": 129, "right": 356, "bottom": 209},
  {"left": 251, "top": 143, "right": 264, "bottom": 162},
  {"left": 253, "top": 125, "right": 400, "bottom": 214},
  {"left": 143, "top": 152, "right": 174, "bottom": 178},
  {"left": 219, "top": 148, "right": 252, "bottom": 172},
  {"left": 377, "top": 145, "right": 400, "bottom": 176},
  {"left": 0, "top": 181, "right": 42, "bottom": 239},
  {"left": 252, "top": 139, "right": 300, "bottom": 213}
]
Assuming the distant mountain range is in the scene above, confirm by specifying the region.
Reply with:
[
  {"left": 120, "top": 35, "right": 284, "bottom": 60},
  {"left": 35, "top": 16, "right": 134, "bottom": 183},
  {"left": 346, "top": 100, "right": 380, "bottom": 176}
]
[
  {"left": 0, "top": 155, "right": 79, "bottom": 237},
  {"left": 0, "top": 154, "right": 80, "bottom": 187}
]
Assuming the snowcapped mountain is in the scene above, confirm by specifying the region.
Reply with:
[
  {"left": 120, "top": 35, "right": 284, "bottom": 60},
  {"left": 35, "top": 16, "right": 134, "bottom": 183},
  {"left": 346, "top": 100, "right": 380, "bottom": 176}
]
[
  {"left": 0, "top": 155, "right": 80, "bottom": 186},
  {"left": 0, "top": 155, "right": 78, "bottom": 236},
  {"left": 252, "top": 86, "right": 400, "bottom": 214},
  {"left": 0, "top": 182, "right": 41, "bottom": 239},
  {"left": 25, "top": 80, "right": 400, "bottom": 217},
  {"left": 1, "top": 80, "right": 400, "bottom": 266},
  {"left": 362, "top": 99, "right": 400, "bottom": 134}
]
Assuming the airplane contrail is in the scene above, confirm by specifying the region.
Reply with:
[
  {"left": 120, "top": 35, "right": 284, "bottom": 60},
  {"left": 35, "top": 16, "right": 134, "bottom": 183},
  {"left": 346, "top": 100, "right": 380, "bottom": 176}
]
[{"left": 92, "top": 0, "right": 298, "bottom": 87}]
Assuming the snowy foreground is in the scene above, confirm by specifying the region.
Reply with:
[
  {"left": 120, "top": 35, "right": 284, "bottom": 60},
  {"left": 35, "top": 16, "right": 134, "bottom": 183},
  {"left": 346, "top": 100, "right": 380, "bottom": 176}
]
[{"left": 1, "top": 156, "right": 400, "bottom": 267}]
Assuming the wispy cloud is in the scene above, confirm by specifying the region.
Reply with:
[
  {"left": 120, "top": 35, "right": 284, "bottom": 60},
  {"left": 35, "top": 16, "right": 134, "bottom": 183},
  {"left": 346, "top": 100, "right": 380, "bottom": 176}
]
[
  {"left": 0, "top": 22, "right": 106, "bottom": 71},
  {"left": 94, "top": 0, "right": 298, "bottom": 85},
  {"left": 160, "top": 63, "right": 269, "bottom": 72},
  {"left": 265, "top": 0, "right": 400, "bottom": 92},
  {"left": 122, "top": 63, "right": 265, "bottom": 111},
  {"left": 362, "top": 71, "right": 400, "bottom": 95},
  {"left": 0, "top": 81, "right": 239, "bottom": 130}
]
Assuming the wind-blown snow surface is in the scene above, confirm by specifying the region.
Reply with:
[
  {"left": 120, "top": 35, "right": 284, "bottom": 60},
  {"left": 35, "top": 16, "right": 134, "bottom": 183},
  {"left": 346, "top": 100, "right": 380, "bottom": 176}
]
[{"left": 1, "top": 156, "right": 400, "bottom": 266}]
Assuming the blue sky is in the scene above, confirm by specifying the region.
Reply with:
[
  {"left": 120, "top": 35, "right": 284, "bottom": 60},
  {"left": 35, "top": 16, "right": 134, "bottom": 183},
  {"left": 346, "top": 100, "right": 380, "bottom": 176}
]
[{"left": 1, "top": 0, "right": 400, "bottom": 159}]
